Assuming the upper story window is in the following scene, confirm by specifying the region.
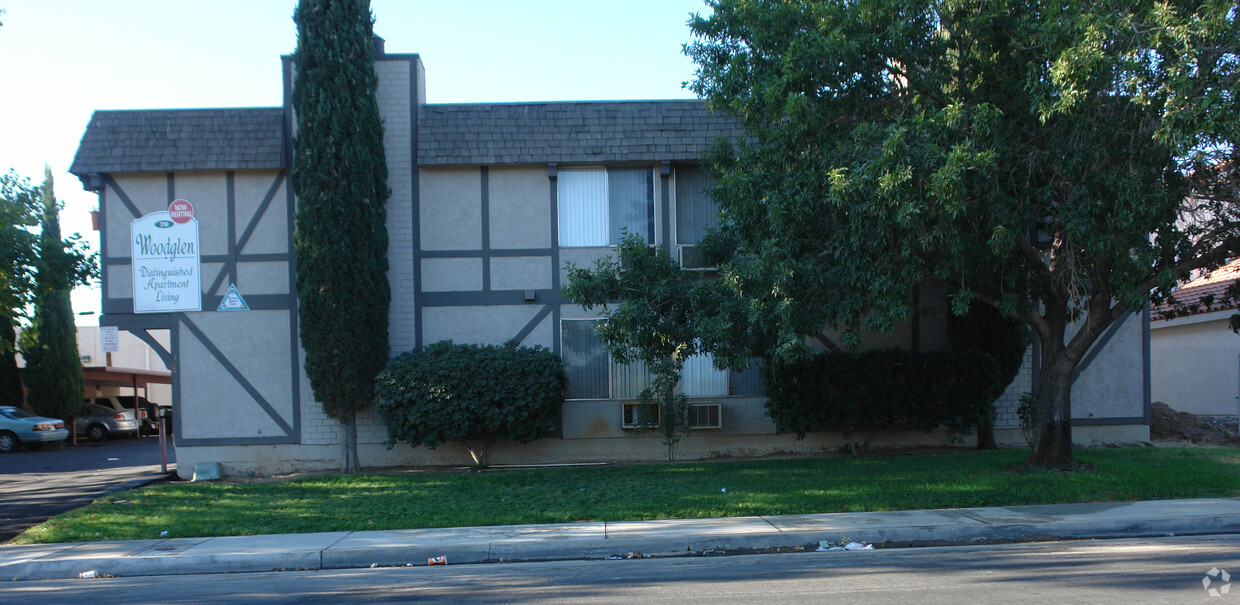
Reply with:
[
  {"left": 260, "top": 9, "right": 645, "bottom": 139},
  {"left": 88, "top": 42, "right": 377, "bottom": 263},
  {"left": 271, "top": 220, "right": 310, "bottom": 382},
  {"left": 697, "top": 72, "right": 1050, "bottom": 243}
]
[
  {"left": 558, "top": 167, "right": 654, "bottom": 247},
  {"left": 675, "top": 165, "right": 719, "bottom": 246}
]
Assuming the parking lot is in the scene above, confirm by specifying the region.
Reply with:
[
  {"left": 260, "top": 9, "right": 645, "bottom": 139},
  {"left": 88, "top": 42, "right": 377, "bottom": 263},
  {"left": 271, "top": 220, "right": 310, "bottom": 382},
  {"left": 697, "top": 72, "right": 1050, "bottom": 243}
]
[{"left": 0, "top": 437, "right": 176, "bottom": 542}]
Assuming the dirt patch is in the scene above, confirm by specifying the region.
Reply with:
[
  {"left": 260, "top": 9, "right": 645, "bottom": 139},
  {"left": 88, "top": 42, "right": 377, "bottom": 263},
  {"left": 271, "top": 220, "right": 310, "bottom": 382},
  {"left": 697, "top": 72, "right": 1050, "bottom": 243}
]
[{"left": 1150, "top": 401, "right": 1239, "bottom": 446}]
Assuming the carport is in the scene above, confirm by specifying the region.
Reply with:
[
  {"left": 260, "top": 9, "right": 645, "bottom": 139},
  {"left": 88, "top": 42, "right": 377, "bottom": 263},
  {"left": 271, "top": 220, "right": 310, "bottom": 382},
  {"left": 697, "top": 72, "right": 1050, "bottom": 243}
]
[
  {"left": 80, "top": 366, "right": 172, "bottom": 435},
  {"left": 79, "top": 366, "right": 174, "bottom": 472},
  {"left": 81, "top": 366, "right": 171, "bottom": 399}
]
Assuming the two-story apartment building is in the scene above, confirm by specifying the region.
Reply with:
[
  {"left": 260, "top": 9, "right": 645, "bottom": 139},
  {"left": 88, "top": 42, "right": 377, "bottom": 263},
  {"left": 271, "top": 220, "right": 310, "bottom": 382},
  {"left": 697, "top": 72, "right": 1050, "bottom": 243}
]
[{"left": 70, "top": 42, "right": 1150, "bottom": 478}]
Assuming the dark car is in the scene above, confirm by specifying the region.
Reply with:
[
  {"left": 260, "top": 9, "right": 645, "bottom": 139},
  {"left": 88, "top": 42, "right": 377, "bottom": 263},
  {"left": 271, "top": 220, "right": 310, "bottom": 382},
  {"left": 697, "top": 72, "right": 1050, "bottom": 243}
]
[{"left": 0, "top": 406, "right": 69, "bottom": 452}]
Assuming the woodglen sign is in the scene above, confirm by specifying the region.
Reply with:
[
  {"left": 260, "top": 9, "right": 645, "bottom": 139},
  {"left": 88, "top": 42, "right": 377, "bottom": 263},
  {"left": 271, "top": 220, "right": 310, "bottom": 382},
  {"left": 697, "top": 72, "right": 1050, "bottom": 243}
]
[{"left": 131, "top": 200, "right": 201, "bottom": 313}]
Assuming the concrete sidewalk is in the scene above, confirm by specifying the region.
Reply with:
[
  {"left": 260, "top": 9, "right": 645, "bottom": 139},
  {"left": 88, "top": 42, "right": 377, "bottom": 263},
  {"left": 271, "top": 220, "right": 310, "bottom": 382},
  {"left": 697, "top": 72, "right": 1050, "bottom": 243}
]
[{"left": 2, "top": 497, "right": 1239, "bottom": 581}]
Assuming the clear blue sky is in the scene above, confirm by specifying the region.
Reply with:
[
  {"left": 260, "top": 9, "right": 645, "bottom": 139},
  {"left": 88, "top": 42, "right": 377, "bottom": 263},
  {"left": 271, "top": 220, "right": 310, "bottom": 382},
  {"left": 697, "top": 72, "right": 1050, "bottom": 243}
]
[{"left": 0, "top": 0, "right": 711, "bottom": 322}]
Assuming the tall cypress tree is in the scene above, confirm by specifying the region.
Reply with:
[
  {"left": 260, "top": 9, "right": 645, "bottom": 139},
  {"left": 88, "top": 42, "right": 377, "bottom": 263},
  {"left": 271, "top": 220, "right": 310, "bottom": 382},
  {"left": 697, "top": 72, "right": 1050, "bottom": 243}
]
[
  {"left": 21, "top": 167, "right": 83, "bottom": 423},
  {"left": 292, "top": 0, "right": 390, "bottom": 474}
]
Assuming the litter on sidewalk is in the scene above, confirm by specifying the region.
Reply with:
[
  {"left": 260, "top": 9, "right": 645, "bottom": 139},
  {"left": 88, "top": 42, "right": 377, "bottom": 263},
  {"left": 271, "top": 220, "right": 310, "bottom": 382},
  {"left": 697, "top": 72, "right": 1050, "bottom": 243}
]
[
  {"left": 77, "top": 570, "right": 115, "bottom": 579},
  {"left": 816, "top": 540, "right": 873, "bottom": 552}
]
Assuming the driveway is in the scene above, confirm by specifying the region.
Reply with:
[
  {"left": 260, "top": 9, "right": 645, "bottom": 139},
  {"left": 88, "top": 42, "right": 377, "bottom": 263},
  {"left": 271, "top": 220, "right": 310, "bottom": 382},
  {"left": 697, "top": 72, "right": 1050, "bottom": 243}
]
[{"left": 0, "top": 437, "right": 175, "bottom": 542}]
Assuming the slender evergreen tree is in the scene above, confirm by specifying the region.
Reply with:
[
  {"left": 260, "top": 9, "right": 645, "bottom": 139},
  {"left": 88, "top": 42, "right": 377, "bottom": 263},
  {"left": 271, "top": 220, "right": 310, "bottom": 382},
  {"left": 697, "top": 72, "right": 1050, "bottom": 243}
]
[
  {"left": 21, "top": 167, "right": 83, "bottom": 423},
  {"left": 292, "top": 0, "right": 390, "bottom": 474}
]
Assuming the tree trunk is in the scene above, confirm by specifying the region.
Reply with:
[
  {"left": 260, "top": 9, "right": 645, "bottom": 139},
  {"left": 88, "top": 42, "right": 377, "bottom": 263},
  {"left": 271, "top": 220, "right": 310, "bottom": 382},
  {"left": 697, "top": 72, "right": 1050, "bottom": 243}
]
[
  {"left": 463, "top": 437, "right": 494, "bottom": 468},
  {"left": 1025, "top": 354, "right": 1078, "bottom": 470},
  {"left": 976, "top": 407, "right": 997, "bottom": 450},
  {"left": 340, "top": 410, "right": 361, "bottom": 475}
]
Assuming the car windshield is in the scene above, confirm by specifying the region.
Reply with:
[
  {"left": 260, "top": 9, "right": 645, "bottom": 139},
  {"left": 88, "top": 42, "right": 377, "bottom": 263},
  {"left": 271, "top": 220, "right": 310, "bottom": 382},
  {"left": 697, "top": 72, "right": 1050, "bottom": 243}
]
[{"left": 0, "top": 408, "right": 36, "bottom": 419}]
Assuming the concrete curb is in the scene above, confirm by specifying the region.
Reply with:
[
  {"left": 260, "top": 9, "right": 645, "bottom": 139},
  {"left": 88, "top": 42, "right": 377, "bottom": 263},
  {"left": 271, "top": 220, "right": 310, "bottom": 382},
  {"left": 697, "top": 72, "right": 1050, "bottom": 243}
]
[{"left": 2, "top": 497, "right": 1238, "bottom": 581}]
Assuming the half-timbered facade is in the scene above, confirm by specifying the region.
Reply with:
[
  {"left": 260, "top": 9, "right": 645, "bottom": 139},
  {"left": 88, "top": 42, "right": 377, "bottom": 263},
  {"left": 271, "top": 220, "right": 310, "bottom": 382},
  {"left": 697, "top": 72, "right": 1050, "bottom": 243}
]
[{"left": 71, "top": 44, "right": 1151, "bottom": 477}]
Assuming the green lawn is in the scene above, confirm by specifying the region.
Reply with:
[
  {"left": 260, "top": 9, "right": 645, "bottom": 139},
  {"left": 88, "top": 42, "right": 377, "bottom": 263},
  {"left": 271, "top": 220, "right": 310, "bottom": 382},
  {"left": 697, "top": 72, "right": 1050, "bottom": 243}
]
[{"left": 12, "top": 447, "right": 1240, "bottom": 544}]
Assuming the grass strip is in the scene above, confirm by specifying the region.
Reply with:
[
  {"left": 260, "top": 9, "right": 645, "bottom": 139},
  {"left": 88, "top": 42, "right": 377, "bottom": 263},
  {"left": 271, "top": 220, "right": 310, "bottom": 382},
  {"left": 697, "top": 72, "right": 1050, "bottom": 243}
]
[{"left": 12, "top": 447, "right": 1240, "bottom": 544}]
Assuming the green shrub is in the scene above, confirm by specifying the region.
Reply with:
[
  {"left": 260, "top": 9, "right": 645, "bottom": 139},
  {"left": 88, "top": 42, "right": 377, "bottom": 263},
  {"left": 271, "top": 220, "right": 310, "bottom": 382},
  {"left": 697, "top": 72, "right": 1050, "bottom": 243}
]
[
  {"left": 946, "top": 301, "right": 1032, "bottom": 449},
  {"left": 762, "top": 349, "right": 1000, "bottom": 447},
  {"left": 374, "top": 340, "right": 566, "bottom": 466}
]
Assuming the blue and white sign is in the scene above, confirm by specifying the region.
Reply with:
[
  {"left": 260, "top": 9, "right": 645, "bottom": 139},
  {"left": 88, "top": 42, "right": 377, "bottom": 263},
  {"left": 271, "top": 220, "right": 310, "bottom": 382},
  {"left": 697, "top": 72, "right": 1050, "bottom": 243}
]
[
  {"left": 131, "top": 203, "right": 201, "bottom": 313},
  {"left": 217, "top": 283, "right": 249, "bottom": 312}
]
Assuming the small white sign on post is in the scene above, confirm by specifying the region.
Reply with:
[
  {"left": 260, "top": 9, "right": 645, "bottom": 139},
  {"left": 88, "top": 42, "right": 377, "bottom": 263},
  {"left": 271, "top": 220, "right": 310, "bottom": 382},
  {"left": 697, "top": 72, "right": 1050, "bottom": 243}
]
[
  {"left": 131, "top": 200, "right": 202, "bottom": 313},
  {"left": 100, "top": 326, "right": 119, "bottom": 353}
]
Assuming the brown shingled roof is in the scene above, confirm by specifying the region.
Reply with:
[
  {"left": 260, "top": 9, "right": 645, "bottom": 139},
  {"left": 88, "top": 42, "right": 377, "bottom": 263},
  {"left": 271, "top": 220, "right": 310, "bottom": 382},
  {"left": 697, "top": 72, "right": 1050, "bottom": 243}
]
[
  {"left": 70, "top": 101, "right": 744, "bottom": 177},
  {"left": 69, "top": 108, "right": 285, "bottom": 177},
  {"left": 417, "top": 100, "right": 747, "bottom": 166}
]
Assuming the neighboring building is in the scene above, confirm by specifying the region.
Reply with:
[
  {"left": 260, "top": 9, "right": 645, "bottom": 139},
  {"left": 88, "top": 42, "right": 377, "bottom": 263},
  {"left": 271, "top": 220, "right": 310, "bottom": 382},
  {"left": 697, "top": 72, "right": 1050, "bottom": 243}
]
[
  {"left": 70, "top": 40, "right": 1150, "bottom": 478},
  {"left": 1151, "top": 259, "right": 1240, "bottom": 417},
  {"left": 15, "top": 325, "right": 172, "bottom": 408},
  {"left": 76, "top": 325, "right": 172, "bottom": 407}
]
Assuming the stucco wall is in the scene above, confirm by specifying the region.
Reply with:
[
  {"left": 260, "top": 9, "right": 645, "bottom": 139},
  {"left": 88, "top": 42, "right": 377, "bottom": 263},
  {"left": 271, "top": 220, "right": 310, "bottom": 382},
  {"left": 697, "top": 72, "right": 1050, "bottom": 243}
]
[
  {"left": 489, "top": 167, "right": 551, "bottom": 249},
  {"left": 1152, "top": 312, "right": 1240, "bottom": 416},
  {"left": 1071, "top": 311, "right": 1148, "bottom": 423},
  {"left": 420, "top": 167, "right": 482, "bottom": 250},
  {"left": 177, "top": 310, "right": 296, "bottom": 441}
]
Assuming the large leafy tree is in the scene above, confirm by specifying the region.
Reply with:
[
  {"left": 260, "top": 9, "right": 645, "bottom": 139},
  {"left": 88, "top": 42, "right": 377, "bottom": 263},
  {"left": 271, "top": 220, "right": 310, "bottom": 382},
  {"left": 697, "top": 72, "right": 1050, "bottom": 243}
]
[
  {"left": 22, "top": 167, "right": 89, "bottom": 422},
  {"left": 0, "top": 170, "right": 40, "bottom": 385},
  {"left": 292, "top": 0, "right": 391, "bottom": 474},
  {"left": 685, "top": 0, "right": 1238, "bottom": 469},
  {"left": 1, "top": 169, "right": 93, "bottom": 411}
]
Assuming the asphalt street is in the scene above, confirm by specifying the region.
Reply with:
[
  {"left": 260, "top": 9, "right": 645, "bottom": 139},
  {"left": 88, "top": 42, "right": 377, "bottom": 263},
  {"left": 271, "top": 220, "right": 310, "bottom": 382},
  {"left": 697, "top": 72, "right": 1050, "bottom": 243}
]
[
  {"left": 2, "top": 535, "right": 1235, "bottom": 604},
  {"left": 0, "top": 437, "right": 176, "bottom": 542}
]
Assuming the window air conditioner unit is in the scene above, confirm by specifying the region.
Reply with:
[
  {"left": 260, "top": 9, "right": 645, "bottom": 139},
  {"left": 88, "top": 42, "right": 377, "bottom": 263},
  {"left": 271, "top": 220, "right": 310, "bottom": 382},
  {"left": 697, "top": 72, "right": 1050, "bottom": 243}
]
[
  {"left": 620, "top": 402, "right": 660, "bottom": 429},
  {"left": 687, "top": 402, "right": 723, "bottom": 429},
  {"left": 678, "top": 245, "right": 714, "bottom": 271}
]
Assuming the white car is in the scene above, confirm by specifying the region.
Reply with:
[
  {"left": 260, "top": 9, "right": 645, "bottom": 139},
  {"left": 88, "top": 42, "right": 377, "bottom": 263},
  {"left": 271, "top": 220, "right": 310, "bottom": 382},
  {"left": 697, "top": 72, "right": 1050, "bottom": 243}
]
[{"left": 0, "top": 406, "right": 69, "bottom": 452}]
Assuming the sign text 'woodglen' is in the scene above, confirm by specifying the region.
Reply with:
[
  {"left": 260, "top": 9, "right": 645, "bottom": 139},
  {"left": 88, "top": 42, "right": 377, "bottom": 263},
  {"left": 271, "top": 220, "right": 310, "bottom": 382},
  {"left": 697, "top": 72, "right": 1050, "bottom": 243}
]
[{"left": 131, "top": 200, "right": 201, "bottom": 313}]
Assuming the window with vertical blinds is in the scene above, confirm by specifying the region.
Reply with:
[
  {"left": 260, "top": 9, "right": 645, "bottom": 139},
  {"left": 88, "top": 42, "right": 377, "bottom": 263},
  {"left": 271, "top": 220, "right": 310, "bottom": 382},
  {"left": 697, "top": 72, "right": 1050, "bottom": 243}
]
[
  {"left": 557, "top": 168, "right": 608, "bottom": 247},
  {"left": 679, "top": 351, "right": 728, "bottom": 397},
  {"left": 675, "top": 165, "right": 719, "bottom": 245},
  {"left": 561, "top": 319, "right": 763, "bottom": 400},
  {"left": 608, "top": 167, "right": 654, "bottom": 245},
  {"left": 562, "top": 318, "right": 609, "bottom": 399},
  {"left": 558, "top": 167, "right": 654, "bottom": 247}
]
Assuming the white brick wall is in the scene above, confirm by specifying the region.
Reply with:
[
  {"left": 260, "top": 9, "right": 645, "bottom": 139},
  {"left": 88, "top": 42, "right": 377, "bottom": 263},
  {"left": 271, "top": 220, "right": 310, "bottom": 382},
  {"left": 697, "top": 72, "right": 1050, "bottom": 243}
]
[
  {"left": 298, "top": 399, "right": 389, "bottom": 445},
  {"left": 377, "top": 58, "right": 418, "bottom": 354},
  {"left": 300, "top": 400, "right": 340, "bottom": 445},
  {"left": 993, "top": 346, "right": 1035, "bottom": 429},
  {"left": 298, "top": 57, "right": 418, "bottom": 449}
]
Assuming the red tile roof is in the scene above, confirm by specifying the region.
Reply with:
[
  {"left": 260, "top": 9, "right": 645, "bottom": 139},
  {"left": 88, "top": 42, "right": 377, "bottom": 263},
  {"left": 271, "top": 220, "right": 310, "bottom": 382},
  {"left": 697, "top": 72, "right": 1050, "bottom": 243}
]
[{"left": 1152, "top": 258, "right": 1240, "bottom": 321}]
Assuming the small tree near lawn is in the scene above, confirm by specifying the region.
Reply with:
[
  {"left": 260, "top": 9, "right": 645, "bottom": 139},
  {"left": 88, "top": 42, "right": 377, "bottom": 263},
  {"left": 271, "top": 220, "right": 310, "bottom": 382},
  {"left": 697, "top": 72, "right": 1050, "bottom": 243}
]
[{"left": 563, "top": 233, "right": 717, "bottom": 464}]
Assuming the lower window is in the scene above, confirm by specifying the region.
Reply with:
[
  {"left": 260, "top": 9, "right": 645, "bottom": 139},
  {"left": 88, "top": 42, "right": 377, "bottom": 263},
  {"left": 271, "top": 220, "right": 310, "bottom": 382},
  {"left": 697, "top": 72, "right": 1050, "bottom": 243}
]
[{"left": 561, "top": 319, "right": 762, "bottom": 400}]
